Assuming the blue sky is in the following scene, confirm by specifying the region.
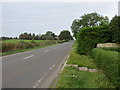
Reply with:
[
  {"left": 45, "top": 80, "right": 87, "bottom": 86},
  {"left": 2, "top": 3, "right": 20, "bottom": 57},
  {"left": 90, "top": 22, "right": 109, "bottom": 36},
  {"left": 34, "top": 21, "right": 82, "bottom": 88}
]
[{"left": 1, "top": 1, "right": 118, "bottom": 37}]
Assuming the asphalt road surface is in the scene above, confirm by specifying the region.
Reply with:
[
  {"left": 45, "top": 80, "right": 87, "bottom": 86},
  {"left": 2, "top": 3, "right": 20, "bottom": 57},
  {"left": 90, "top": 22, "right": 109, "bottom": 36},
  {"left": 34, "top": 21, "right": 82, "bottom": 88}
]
[{"left": 2, "top": 41, "right": 74, "bottom": 88}]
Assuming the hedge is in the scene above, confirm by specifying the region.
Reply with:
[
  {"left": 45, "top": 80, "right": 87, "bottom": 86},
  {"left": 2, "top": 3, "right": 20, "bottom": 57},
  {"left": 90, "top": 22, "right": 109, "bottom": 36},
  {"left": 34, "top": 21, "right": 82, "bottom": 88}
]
[
  {"left": 101, "top": 47, "right": 120, "bottom": 52},
  {"left": 76, "top": 25, "right": 111, "bottom": 55},
  {"left": 92, "top": 48, "right": 119, "bottom": 87}
]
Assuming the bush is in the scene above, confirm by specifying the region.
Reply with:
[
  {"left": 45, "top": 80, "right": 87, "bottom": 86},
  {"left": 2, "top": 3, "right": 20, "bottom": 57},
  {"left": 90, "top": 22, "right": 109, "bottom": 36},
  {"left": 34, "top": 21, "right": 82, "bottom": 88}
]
[
  {"left": 77, "top": 25, "right": 111, "bottom": 55},
  {"left": 92, "top": 48, "right": 119, "bottom": 87}
]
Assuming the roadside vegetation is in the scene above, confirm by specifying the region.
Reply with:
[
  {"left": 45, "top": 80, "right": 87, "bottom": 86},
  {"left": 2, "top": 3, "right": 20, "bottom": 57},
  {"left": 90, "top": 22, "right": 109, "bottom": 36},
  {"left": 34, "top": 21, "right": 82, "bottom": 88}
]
[
  {"left": 0, "top": 40, "right": 62, "bottom": 56},
  {"left": 56, "top": 43, "right": 114, "bottom": 88},
  {"left": 67, "top": 43, "right": 96, "bottom": 69},
  {"left": 56, "top": 12, "right": 120, "bottom": 88},
  {"left": 92, "top": 48, "right": 119, "bottom": 87},
  {"left": 1, "top": 30, "right": 73, "bottom": 56}
]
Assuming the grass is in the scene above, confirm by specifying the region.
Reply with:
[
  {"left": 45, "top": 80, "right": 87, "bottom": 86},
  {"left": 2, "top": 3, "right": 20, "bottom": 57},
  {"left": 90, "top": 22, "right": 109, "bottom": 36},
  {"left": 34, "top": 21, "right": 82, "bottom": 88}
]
[
  {"left": 67, "top": 43, "right": 96, "bottom": 69},
  {"left": 1, "top": 43, "right": 58, "bottom": 56},
  {"left": 56, "top": 67, "right": 114, "bottom": 88},
  {"left": 56, "top": 42, "right": 114, "bottom": 88},
  {"left": 1, "top": 39, "right": 46, "bottom": 43}
]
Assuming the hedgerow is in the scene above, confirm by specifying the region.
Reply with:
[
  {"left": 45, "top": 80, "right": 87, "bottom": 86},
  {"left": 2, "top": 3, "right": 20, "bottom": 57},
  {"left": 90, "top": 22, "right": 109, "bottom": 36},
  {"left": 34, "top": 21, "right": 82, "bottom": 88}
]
[
  {"left": 76, "top": 25, "right": 111, "bottom": 55},
  {"left": 100, "top": 47, "right": 120, "bottom": 52},
  {"left": 92, "top": 48, "right": 119, "bottom": 87}
]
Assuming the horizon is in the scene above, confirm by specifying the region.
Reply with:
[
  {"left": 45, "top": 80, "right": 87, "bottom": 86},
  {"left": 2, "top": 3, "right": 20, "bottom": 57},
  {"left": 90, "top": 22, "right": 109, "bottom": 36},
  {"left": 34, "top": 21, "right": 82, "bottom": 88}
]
[{"left": 1, "top": 1, "right": 118, "bottom": 37}]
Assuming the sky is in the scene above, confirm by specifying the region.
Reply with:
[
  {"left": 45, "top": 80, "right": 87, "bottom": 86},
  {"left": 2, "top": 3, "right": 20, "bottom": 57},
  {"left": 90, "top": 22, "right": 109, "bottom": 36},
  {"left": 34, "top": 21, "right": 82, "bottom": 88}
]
[{"left": 0, "top": 0, "right": 119, "bottom": 37}]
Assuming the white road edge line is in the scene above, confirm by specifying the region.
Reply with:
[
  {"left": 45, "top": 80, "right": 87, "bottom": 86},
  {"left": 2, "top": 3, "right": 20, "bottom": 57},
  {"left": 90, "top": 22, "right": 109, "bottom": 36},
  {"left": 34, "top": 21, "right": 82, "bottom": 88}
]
[
  {"left": 23, "top": 55, "right": 34, "bottom": 60},
  {"left": 33, "top": 64, "right": 57, "bottom": 88},
  {"left": 60, "top": 54, "right": 70, "bottom": 73}
]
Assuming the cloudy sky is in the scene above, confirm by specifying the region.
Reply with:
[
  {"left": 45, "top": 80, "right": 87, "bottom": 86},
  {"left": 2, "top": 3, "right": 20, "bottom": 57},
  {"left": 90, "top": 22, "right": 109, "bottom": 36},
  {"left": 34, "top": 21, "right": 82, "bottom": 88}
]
[{"left": 0, "top": 0, "right": 119, "bottom": 37}]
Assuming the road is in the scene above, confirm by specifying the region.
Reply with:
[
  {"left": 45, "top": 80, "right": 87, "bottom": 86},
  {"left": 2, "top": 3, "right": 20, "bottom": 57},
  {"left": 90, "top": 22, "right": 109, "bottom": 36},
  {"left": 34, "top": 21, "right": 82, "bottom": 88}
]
[{"left": 2, "top": 41, "right": 74, "bottom": 88}]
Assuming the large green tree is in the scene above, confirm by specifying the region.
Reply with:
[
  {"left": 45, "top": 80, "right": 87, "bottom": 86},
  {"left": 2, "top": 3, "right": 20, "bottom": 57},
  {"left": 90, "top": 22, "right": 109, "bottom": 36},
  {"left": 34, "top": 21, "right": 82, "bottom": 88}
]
[
  {"left": 109, "top": 15, "right": 120, "bottom": 42},
  {"left": 71, "top": 12, "right": 109, "bottom": 38},
  {"left": 59, "top": 30, "right": 73, "bottom": 41}
]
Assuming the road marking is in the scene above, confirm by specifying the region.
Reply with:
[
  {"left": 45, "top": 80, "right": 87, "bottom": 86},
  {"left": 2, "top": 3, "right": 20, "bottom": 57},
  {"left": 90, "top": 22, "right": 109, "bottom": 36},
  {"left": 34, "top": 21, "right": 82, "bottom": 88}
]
[
  {"left": 53, "top": 65, "right": 55, "bottom": 67},
  {"left": 23, "top": 55, "right": 33, "bottom": 60},
  {"left": 33, "top": 86, "right": 36, "bottom": 88},
  {"left": 49, "top": 67, "right": 52, "bottom": 70},
  {"left": 33, "top": 64, "right": 58, "bottom": 88},
  {"left": 44, "top": 50, "right": 49, "bottom": 52}
]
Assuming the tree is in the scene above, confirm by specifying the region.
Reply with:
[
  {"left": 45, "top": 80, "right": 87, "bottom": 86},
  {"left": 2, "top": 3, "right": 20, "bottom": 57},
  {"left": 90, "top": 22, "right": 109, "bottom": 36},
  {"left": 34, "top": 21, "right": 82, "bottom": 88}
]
[
  {"left": 40, "top": 31, "right": 56, "bottom": 40},
  {"left": 109, "top": 15, "right": 120, "bottom": 42},
  {"left": 19, "top": 32, "right": 32, "bottom": 40},
  {"left": 59, "top": 30, "right": 73, "bottom": 41},
  {"left": 34, "top": 35, "right": 40, "bottom": 40},
  {"left": 40, "top": 34, "right": 46, "bottom": 40},
  {"left": 32, "top": 33, "right": 35, "bottom": 40},
  {"left": 71, "top": 12, "right": 109, "bottom": 38}
]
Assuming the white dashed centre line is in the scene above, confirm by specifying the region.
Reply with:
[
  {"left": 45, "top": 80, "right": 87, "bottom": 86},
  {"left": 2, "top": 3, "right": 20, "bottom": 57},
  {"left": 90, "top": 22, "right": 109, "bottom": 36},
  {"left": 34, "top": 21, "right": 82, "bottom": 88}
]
[
  {"left": 23, "top": 55, "right": 33, "bottom": 60},
  {"left": 44, "top": 50, "right": 49, "bottom": 52}
]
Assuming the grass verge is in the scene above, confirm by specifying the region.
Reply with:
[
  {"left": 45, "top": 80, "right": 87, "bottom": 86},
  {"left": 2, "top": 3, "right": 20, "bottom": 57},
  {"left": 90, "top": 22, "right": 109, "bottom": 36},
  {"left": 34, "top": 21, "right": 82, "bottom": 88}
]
[
  {"left": 56, "top": 67, "right": 113, "bottom": 88},
  {"left": 0, "top": 43, "right": 57, "bottom": 56},
  {"left": 56, "top": 42, "right": 114, "bottom": 88},
  {"left": 67, "top": 43, "right": 96, "bottom": 69}
]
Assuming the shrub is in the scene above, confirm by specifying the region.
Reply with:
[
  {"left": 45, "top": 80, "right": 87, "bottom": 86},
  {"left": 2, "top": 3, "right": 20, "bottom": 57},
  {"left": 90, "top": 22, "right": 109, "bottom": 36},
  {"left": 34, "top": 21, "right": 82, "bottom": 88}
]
[
  {"left": 92, "top": 48, "right": 119, "bottom": 87},
  {"left": 77, "top": 25, "right": 111, "bottom": 55}
]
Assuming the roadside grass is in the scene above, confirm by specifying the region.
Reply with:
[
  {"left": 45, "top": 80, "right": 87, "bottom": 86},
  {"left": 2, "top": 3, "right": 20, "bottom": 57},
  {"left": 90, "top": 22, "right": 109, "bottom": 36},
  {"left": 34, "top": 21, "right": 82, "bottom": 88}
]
[
  {"left": 56, "top": 67, "right": 114, "bottom": 88},
  {"left": 1, "top": 39, "right": 46, "bottom": 43},
  {"left": 1, "top": 43, "right": 57, "bottom": 56},
  {"left": 56, "top": 42, "right": 114, "bottom": 88},
  {"left": 67, "top": 43, "right": 96, "bottom": 69}
]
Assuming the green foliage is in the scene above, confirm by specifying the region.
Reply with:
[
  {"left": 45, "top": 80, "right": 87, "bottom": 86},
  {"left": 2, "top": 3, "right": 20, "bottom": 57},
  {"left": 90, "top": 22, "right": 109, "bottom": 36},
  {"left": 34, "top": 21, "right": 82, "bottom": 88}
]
[
  {"left": 100, "top": 47, "right": 120, "bottom": 52},
  {"left": 92, "top": 48, "right": 119, "bottom": 87},
  {"left": 56, "top": 42, "right": 114, "bottom": 88},
  {"left": 71, "top": 12, "right": 109, "bottom": 38},
  {"left": 67, "top": 43, "right": 96, "bottom": 69},
  {"left": 41, "top": 31, "right": 57, "bottom": 40},
  {"left": 59, "top": 30, "right": 73, "bottom": 41},
  {"left": 19, "top": 32, "right": 41, "bottom": 40},
  {"left": 1, "top": 40, "right": 62, "bottom": 53},
  {"left": 109, "top": 16, "right": 120, "bottom": 42},
  {"left": 76, "top": 25, "right": 111, "bottom": 55}
]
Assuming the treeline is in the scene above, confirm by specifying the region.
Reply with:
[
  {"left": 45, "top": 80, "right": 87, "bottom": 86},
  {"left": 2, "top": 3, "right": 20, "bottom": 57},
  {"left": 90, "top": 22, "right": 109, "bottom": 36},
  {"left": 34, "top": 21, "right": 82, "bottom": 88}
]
[
  {"left": 1, "top": 30, "right": 73, "bottom": 41},
  {"left": 0, "top": 37, "right": 18, "bottom": 40}
]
